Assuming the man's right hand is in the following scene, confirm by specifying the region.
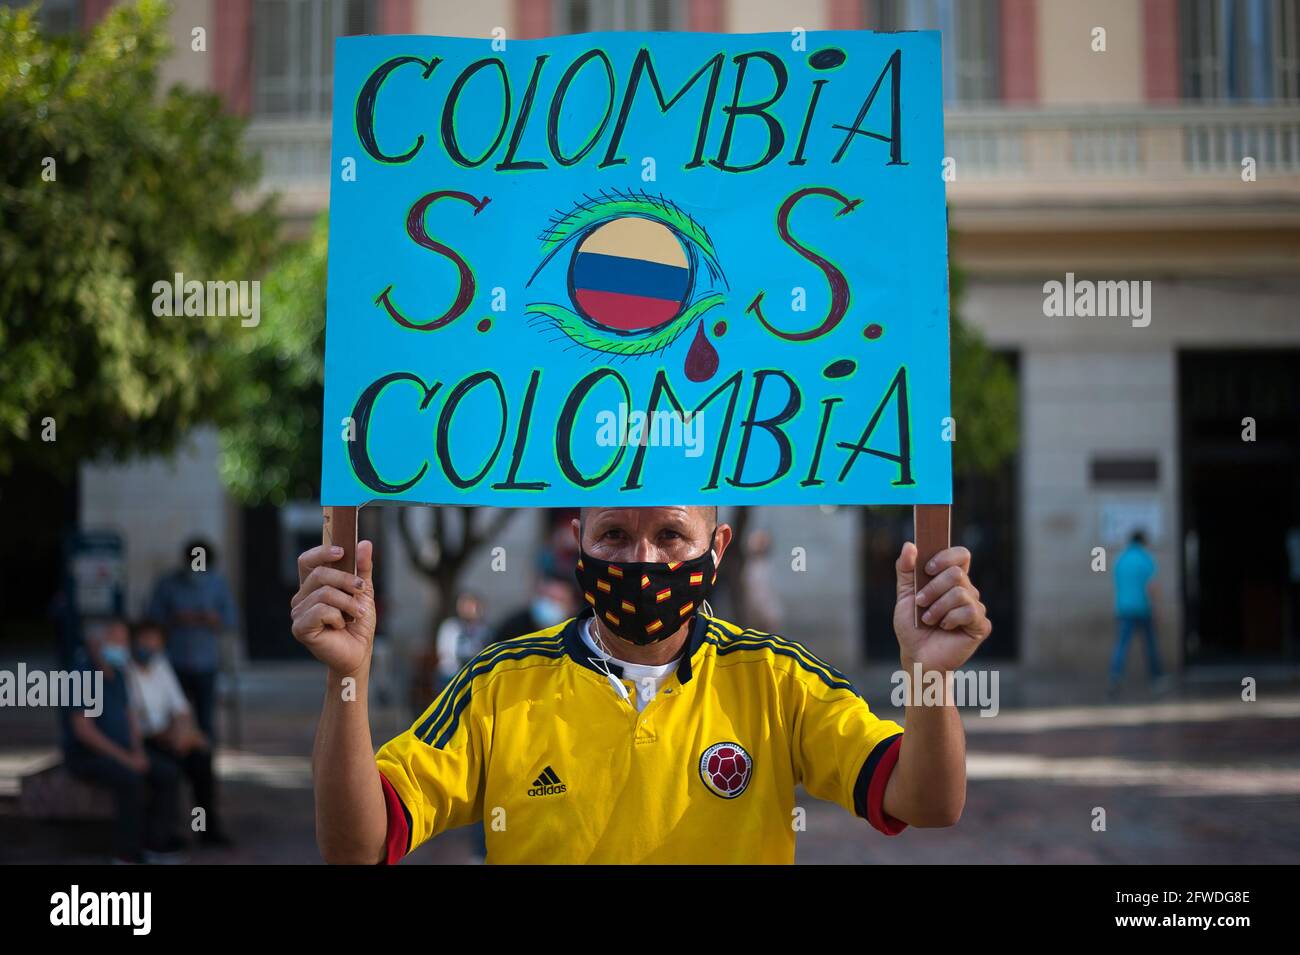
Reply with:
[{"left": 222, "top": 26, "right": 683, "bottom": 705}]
[{"left": 291, "top": 540, "right": 377, "bottom": 676}]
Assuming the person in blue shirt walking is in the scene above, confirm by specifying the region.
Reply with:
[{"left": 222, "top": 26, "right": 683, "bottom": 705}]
[
  {"left": 147, "top": 538, "right": 239, "bottom": 744},
  {"left": 1108, "top": 529, "right": 1165, "bottom": 696}
]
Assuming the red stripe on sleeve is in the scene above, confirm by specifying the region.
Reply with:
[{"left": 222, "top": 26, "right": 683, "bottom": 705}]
[
  {"left": 866, "top": 736, "right": 908, "bottom": 836},
  {"left": 378, "top": 772, "right": 411, "bottom": 865}
]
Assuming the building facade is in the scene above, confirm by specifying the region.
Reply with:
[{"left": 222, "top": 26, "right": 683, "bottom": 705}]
[{"left": 60, "top": 0, "right": 1300, "bottom": 673}]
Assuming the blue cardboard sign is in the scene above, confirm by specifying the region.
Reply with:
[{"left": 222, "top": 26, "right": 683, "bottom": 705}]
[{"left": 322, "top": 30, "right": 951, "bottom": 506}]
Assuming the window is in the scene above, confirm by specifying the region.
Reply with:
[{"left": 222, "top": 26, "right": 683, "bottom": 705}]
[
  {"left": 1, "top": 0, "right": 79, "bottom": 34},
  {"left": 253, "top": 0, "right": 375, "bottom": 119},
  {"left": 553, "top": 0, "right": 687, "bottom": 33},
  {"left": 1180, "top": 0, "right": 1300, "bottom": 101},
  {"left": 866, "top": 0, "right": 1002, "bottom": 104}
]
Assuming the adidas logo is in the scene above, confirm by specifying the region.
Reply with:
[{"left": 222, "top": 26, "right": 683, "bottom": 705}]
[{"left": 527, "top": 765, "right": 567, "bottom": 797}]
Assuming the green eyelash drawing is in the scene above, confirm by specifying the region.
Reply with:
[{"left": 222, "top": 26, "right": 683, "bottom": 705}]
[{"left": 525, "top": 189, "right": 730, "bottom": 380}]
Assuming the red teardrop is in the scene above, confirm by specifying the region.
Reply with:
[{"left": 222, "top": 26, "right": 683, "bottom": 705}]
[{"left": 684, "top": 322, "right": 719, "bottom": 382}]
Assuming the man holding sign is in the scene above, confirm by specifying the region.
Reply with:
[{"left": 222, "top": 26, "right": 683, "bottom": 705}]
[
  {"left": 292, "top": 506, "right": 988, "bottom": 864},
  {"left": 301, "top": 29, "right": 987, "bottom": 862}
]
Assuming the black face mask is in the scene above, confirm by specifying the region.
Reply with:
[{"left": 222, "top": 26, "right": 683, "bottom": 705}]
[{"left": 574, "top": 536, "right": 718, "bottom": 646}]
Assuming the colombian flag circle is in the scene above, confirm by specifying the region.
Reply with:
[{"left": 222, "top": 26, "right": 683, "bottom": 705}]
[{"left": 570, "top": 217, "right": 692, "bottom": 332}]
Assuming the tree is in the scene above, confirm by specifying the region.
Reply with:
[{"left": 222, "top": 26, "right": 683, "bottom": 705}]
[
  {"left": 395, "top": 506, "right": 516, "bottom": 636},
  {"left": 216, "top": 216, "right": 326, "bottom": 506},
  {"left": 947, "top": 260, "right": 1019, "bottom": 479},
  {"left": 0, "top": 0, "right": 277, "bottom": 474}
]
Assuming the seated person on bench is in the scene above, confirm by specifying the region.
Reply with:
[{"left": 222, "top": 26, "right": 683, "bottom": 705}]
[
  {"left": 65, "top": 619, "right": 184, "bottom": 863},
  {"left": 126, "top": 618, "right": 233, "bottom": 847}
]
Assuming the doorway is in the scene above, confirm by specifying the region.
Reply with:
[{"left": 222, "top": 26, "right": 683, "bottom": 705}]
[{"left": 1179, "top": 350, "right": 1300, "bottom": 664}]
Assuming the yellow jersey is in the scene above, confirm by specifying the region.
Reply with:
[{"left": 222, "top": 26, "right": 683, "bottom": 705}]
[{"left": 375, "top": 608, "right": 905, "bottom": 864}]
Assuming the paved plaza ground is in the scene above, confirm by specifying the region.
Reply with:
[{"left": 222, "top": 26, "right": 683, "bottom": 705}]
[{"left": 2, "top": 651, "right": 1297, "bottom": 865}]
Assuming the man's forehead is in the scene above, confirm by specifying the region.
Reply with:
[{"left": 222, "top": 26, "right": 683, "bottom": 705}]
[{"left": 580, "top": 506, "right": 715, "bottom": 527}]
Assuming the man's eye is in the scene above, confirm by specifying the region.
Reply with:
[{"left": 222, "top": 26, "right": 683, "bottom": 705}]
[{"left": 524, "top": 189, "right": 728, "bottom": 375}]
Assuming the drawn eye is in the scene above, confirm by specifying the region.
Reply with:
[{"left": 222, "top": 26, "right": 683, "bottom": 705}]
[{"left": 525, "top": 190, "right": 728, "bottom": 369}]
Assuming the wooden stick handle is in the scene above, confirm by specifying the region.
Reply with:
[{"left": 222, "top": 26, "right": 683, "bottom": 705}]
[
  {"left": 322, "top": 505, "right": 359, "bottom": 576},
  {"left": 913, "top": 504, "right": 951, "bottom": 628}
]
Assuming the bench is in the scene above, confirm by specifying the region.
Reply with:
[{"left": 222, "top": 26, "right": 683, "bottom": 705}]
[{"left": 19, "top": 761, "right": 114, "bottom": 821}]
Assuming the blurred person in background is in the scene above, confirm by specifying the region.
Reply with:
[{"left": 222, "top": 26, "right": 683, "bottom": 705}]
[
  {"left": 434, "top": 592, "right": 489, "bottom": 695},
  {"left": 1108, "top": 529, "right": 1166, "bottom": 697},
  {"left": 127, "top": 619, "right": 233, "bottom": 848},
  {"left": 65, "top": 619, "right": 184, "bottom": 864},
  {"left": 147, "top": 537, "right": 238, "bottom": 745},
  {"left": 436, "top": 590, "right": 493, "bottom": 862},
  {"left": 432, "top": 590, "right": 494, "bottom": 861},
  {"left": 740, "top": 528, "right": 784, "bottom": 635},
  {"left": 488, "top": 571, "right": 579, "bottom": 645},
  {"left": 538, "top": 508, "right": 581, "bottom": 580}
]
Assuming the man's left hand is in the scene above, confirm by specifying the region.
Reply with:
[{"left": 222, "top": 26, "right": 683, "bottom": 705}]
[{"left": 893, "top": 542, "right": 991, "bottom": 674}]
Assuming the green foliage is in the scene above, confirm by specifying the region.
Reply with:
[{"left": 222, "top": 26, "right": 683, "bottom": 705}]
[
  {"left": 0, "top": 0, "right": 276, "bottom": 474},
  {"left": 949, "top": 258, "right": 1019, "bottom": 478},
  {"left": 218, "top": 216, "right": 326, "bottom": 505}
]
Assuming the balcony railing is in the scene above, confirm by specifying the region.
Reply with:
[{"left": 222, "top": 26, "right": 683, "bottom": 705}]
[
  {"left": 246, "top": 103, "right": 1300, "bottom": 199},
  {"left": 245, "top": 119, "right": 333, "bottom": 197},
  {"left": 945, "top": 104, "right": 1300, "bottom": 180}
]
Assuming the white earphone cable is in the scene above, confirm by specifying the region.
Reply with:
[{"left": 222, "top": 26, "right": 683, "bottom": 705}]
[{"left": 587, "top": 615, "right": 630, "bottom": 702}]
